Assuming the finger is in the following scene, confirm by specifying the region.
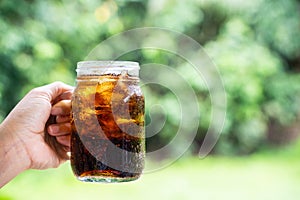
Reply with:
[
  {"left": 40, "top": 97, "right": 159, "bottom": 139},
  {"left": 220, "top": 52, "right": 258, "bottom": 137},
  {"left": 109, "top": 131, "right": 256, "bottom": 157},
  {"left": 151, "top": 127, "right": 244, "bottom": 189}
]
[
  {"left": 56, "top": 115, "right": 70, "bottom": 123},
  {"left": 52, "top": 90, "right": 73, "bottom": 105},
  {"left": 39, "top": 81, "right": 74, "bottom": 102},
  {"left": 51, "top": 100, "right": 71, "bottom": 115},
  {"left": 44, "top": 130, "right": 70, "bottom": 160},
  {"left": 56, "top": 135, "right": 71, "bottom": 147},
  {"left": 47, "top": 123, "right": 71, "bottom": 136},
  {"left": 57, "top": 90, "right": 73, "bottom": 100}
]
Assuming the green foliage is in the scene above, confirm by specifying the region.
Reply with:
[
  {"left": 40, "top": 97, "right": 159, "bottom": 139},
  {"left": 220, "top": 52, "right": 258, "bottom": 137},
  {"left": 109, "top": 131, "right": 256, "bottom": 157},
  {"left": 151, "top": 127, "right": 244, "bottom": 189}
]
[
  {"left": 0, "top": 54, "right": 27, "bottom": 121},
  {"left": 202, "top": 0, "right": 300, "bottom": 154},
  {"left": 0, "top": 0, "right": 300, "bottom": 155}
]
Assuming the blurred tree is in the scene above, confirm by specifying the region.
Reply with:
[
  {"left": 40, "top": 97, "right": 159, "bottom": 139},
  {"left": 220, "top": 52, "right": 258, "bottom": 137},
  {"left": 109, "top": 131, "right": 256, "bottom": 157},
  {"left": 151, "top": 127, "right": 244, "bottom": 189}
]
[
  {"left": 0, "top": 0, "right": 299, "bottom": 156},
  {"left": 0, "top": 54, "right": 27, "bottom": 121}
]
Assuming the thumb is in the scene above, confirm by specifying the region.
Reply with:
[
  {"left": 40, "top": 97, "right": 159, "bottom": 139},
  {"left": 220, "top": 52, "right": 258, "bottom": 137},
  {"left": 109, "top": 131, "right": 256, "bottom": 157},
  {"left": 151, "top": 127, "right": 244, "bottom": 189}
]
[{"left": 37, "top": 81, "right": 74, "bottom": 102}]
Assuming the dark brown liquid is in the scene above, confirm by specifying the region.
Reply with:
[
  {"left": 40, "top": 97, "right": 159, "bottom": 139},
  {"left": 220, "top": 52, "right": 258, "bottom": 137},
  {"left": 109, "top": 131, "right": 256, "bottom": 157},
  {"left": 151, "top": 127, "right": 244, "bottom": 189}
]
[{"left": 71, "top": 74, "right": 145, "bottom": 182}]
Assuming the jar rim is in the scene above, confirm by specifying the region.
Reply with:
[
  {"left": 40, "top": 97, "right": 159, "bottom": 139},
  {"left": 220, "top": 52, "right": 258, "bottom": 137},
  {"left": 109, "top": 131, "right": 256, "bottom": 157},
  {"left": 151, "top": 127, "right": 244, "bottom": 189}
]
[
  {"left": 76, "top": 60, "right": 140, "bottom": 76},
  {"left": 77, "top": 61, "right": 140, "bottom": 69}
]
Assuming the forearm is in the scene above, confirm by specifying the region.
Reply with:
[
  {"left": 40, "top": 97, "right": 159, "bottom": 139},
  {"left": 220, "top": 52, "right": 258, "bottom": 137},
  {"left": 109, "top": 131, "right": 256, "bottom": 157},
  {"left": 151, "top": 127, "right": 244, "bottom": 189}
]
[{"left": 0, "top": 122, "right": 30, "bottom": 188}]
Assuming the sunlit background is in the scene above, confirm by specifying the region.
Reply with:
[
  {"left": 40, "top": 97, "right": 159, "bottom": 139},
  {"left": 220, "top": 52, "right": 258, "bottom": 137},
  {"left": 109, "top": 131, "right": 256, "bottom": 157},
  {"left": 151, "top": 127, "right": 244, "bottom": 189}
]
[{"left": 1, "top": 0, "right": 300, "bottom": 199}]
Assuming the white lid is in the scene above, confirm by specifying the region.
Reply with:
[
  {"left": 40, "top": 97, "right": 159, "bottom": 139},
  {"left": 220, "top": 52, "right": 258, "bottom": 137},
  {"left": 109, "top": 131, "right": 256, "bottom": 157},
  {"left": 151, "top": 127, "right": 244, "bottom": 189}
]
[{"left": 76, "top": 61, "right": 140, "bottom": 77}]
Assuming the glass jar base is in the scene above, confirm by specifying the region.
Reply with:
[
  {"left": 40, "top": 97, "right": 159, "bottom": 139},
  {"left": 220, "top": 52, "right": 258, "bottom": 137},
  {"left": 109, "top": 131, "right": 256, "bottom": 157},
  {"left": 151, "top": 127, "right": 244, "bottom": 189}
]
[{"left": 77, "top": 175, "right": 140, "bottom": 183}]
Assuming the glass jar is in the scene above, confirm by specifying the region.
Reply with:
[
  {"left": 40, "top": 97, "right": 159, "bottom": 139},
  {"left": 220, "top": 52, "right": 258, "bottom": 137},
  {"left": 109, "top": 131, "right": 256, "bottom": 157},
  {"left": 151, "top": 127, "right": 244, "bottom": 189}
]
[{"left": 70, "top": 61, "right": 145, "bottom": 183}]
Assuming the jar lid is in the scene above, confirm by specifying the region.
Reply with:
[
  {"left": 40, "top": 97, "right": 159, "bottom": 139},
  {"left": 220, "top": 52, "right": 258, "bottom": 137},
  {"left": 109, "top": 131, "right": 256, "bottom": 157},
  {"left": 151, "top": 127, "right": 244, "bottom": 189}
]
[{"left": 76, "top": 61, "right": 140, "bottom": 76}]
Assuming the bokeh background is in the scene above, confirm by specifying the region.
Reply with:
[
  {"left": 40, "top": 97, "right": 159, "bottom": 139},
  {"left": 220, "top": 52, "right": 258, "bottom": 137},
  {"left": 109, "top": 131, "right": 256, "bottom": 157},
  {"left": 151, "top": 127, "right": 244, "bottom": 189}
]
[{"left": 1, "top": 0, "right": 300, "bottom": 199}]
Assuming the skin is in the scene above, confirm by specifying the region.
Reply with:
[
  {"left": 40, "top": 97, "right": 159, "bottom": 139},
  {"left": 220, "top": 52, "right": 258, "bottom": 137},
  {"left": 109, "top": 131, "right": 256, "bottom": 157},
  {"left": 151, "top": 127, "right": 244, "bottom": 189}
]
[{"left": 0, "top": 82, "right": 73, "bottom": 188}]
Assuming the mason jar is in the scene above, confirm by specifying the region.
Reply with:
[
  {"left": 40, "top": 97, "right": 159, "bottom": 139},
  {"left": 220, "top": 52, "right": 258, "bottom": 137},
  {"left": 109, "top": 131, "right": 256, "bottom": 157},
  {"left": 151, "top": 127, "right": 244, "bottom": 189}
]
[{"left": 70, "top": 61, "right": 145, "bottom": 183}]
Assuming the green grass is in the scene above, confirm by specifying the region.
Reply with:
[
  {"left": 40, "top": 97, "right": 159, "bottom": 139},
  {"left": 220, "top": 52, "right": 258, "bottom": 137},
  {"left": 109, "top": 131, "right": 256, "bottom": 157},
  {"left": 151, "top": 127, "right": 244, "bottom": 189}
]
[{"left": 2, "top": 143, "right": 300, "bottom": 200}]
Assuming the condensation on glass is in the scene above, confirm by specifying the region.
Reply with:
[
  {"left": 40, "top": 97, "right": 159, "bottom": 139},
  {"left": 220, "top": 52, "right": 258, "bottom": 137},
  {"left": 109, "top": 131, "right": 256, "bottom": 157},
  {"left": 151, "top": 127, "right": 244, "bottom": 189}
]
[{"left": 71, "top": 61, "right": 145, "bottom": 183}]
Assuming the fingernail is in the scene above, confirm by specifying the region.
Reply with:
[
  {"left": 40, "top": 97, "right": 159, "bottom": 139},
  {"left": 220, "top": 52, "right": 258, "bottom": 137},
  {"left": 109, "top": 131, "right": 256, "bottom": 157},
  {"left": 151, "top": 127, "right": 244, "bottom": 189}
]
[
  {"left": 48, "top": 125, "right": 59, "bottom": 134},
  {"left": 51, "top": 107, "right": 62, "bottom": 115}
]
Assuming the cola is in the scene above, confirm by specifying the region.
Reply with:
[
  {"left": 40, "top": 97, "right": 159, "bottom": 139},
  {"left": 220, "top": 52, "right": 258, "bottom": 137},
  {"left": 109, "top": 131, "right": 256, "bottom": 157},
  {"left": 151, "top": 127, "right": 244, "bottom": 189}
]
[{"left": 71, "top": 71, "right": 145, "bottom": 183}]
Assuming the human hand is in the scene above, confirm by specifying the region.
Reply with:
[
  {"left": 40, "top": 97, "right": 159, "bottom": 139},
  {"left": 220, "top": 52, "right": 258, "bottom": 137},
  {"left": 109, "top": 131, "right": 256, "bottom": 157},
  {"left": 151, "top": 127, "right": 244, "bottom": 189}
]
[
  {"left": 0, "top": 82, "right": 73, "bottom": 174},
  {"left": 45, "top": 99, "right": 72, "bottom": 161}
]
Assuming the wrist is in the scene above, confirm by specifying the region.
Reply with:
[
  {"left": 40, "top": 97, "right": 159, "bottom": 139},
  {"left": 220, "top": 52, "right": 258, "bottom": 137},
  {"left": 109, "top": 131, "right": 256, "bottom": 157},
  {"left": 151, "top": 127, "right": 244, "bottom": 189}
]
[{"left": 0, "top": 121, "right": 31, "bottom": 188}]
